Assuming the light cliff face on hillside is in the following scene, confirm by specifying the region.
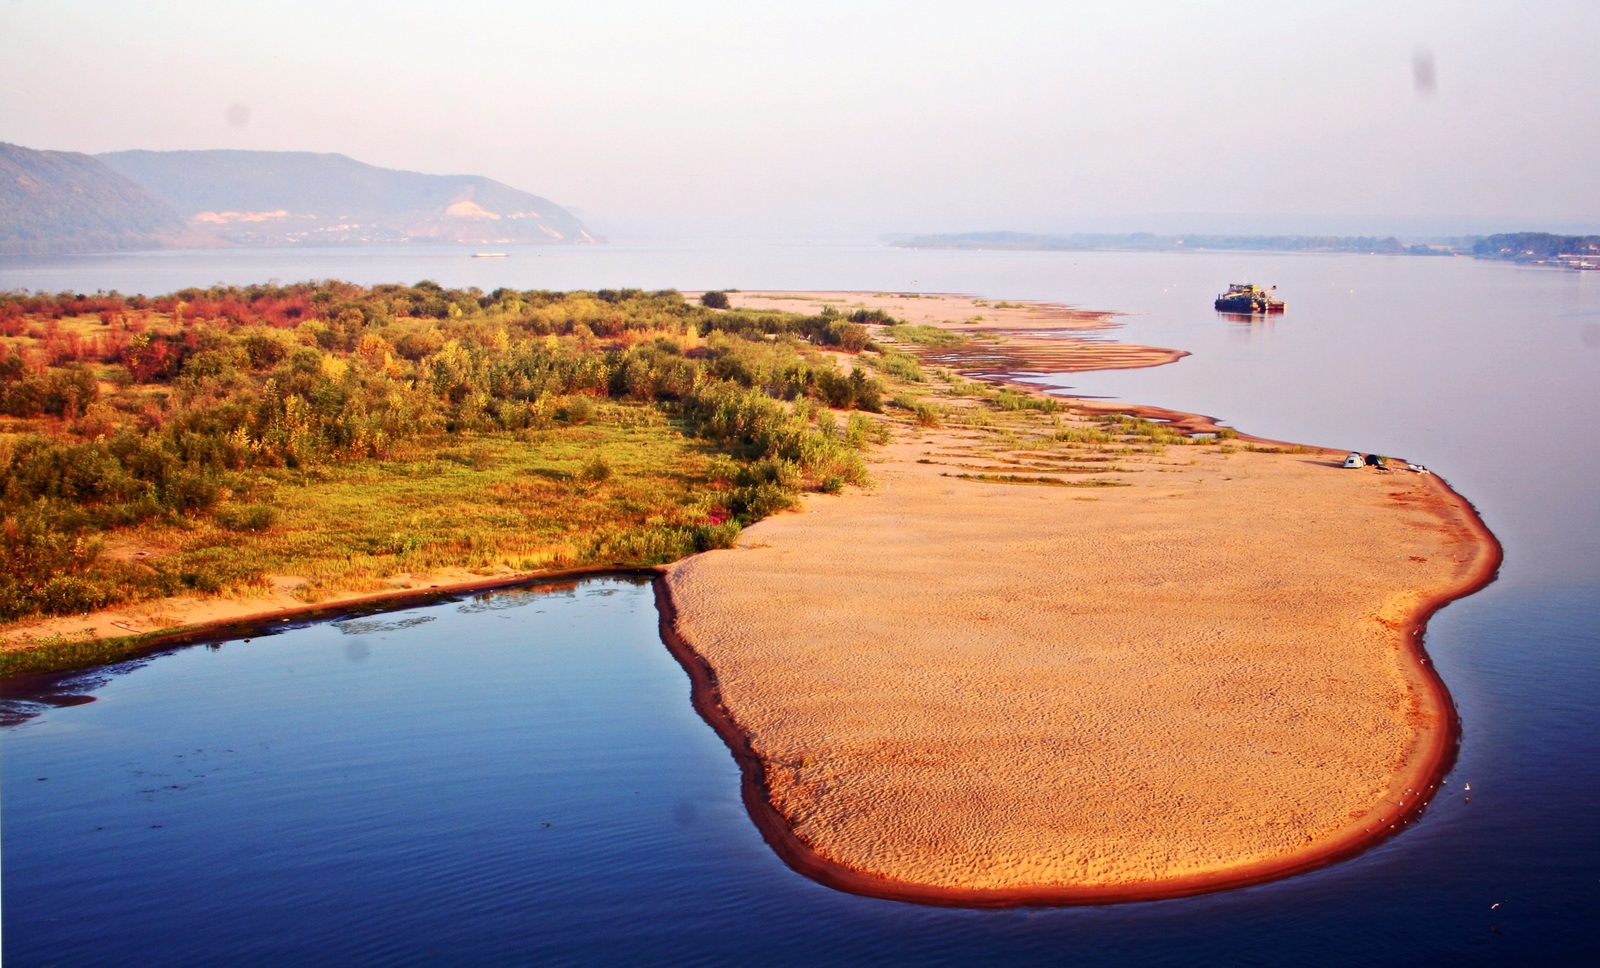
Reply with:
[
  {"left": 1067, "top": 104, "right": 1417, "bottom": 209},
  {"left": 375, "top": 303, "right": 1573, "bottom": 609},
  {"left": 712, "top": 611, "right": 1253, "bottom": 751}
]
[
  {"left": 177, "top": 186, "right": 594, "bottom": 245},
  {"left": 96, "top": 150, "right": 596, "bottom": 247},
  {"left": 178, "top": 198, "right": 595, "bottom": 246}
]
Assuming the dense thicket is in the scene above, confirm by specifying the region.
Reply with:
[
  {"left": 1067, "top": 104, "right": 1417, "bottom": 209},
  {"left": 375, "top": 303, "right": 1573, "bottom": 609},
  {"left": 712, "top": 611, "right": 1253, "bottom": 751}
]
[{"left": 0, "top": 282, "right": 887, "bottom": 621}]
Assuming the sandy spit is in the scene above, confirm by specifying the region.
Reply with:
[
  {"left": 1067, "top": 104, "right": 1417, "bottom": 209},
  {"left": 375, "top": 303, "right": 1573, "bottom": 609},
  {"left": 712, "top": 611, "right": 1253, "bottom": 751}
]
[
  {"left": 662, "top": 292, "right": 1501, "bottom": 904},
  {"left": 712, "top": 290, "right": 1118, "bottom": 332},
  {"left": 707, "top": 290, "right": 1188, "bottom": 376}
]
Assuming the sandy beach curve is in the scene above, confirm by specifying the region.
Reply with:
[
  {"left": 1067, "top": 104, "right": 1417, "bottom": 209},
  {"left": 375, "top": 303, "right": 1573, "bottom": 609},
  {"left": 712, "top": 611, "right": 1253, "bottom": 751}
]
[{"left": 661, "top": 291, "right": 1501, "bottom": 904}]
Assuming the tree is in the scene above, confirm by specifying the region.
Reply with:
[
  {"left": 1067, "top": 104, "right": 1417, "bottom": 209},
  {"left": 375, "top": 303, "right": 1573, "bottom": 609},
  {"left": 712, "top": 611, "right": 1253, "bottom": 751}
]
[{"left": 700, "top": 290, "right": 729, "bottom": 310}]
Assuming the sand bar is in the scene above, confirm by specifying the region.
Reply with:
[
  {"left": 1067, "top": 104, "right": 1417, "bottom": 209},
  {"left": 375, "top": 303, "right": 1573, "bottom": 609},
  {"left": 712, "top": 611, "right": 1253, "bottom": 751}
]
[
  {"left": 710, "top": 290, "right": 1188, "bottom": 376},
  {"left": 664, "top": 292, "right": 1500, "bottom": 903}
]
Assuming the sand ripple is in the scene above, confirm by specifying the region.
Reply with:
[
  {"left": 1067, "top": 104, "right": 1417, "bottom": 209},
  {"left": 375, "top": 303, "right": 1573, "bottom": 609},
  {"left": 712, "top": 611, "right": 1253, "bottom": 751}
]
[{"left": 666, "top": 410, "right": 1497, "bottom": 900}]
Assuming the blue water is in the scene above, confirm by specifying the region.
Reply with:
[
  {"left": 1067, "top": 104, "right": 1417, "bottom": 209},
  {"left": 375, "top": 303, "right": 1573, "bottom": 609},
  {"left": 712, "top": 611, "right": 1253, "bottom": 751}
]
[{"left": 3, "top": 246, "right": 1598, "bottom": 964}]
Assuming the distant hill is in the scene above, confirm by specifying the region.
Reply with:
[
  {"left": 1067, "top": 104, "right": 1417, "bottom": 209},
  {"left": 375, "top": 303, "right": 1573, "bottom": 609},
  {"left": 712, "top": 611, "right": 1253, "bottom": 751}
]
[
  {"left": 0, "top": 143, "right": 211, "bottom": 256},
  {"left": 97, "top": 150, "right": 595, "bottom": 246}
]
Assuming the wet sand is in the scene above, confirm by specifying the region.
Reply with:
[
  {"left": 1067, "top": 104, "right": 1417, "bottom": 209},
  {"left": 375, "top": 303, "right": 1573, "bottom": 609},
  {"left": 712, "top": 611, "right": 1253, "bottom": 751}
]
[{"left": 664, "top": 292, "right": 1500, "bottom": 903}]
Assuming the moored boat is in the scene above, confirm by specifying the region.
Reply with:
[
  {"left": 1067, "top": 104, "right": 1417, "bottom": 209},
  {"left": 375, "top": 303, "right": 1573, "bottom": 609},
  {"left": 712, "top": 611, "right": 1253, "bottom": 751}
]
[{"left": 1214, "top": 283, "right": 1285, "bottom": 314}]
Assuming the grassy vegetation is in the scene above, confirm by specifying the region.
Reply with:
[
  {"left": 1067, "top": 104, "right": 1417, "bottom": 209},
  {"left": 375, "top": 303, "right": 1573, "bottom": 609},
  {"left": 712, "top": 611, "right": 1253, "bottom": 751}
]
[
  {"left": 1243, "top": 442, "right": 1312, "bottom": 455},
  {"left": 888, "top": 393, "right": 944, "bottom": 428},
  {"left": 881, "top": 324, "right": 970, "bottom": 348},
  {"left": 0, "top": 283, "right": 890, "bottom": 631},
  {"left": 871, "top": 348, "right": 926, "bottom": 383},
  {"left": 1, "top": 632, "right": 179, "bottom": 677},
  {"left": 946, "top": 472, "right": 1131, "bottom": 487},
  {"left": 993, "top": 388, "right": 1059, "bottom": 413},
  {"left": 878, "top": 351, "right": 1252, "bottom": 496},
  {"left": 3, "top": 282, "right": 1272, "bottom": 681}
]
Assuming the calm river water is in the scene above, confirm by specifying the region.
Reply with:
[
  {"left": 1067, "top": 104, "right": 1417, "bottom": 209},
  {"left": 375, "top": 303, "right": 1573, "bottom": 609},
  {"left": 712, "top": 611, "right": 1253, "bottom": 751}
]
[{"left": 3, "top": 244, "right": 1597, "bottom": 965}]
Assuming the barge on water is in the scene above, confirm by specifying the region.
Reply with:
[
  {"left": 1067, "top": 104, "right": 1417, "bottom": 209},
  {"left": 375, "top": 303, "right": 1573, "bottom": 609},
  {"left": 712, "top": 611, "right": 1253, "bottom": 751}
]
[{"left": 1215, "top": 283, "right": 1285, "bottom": 314}]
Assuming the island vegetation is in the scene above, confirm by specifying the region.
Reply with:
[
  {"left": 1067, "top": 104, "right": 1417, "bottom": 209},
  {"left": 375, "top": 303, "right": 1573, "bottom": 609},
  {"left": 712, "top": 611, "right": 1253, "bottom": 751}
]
[
  {"left": 0, "top": 282, "right": 900, "bottom": 668},
  {"left": 1470, "top": 232, "right": 1600, "bottom": 263}
]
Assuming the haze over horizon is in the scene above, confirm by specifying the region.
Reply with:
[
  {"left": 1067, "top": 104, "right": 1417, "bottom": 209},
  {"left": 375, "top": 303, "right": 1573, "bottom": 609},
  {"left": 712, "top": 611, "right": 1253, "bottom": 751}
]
[{"left": 3, "top": 0, "right": 1597, "bottom": 242}]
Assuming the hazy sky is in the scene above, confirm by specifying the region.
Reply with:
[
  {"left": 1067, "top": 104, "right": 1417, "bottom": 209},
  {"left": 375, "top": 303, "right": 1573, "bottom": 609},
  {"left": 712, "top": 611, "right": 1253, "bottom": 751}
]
[{"left": 4, "top": 0, "right": 1597, "bottom": 239}]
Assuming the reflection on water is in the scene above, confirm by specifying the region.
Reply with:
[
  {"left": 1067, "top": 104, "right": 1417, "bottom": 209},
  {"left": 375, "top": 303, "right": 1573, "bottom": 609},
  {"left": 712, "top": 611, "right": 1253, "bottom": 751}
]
[
  {"left": 2, "top": 248, "right": 1597, "bottom": 964},
  {"left": 4, "top": 577, "right": 1594, "bottom": 965},
  {"left": 333, "top": 616, "right": 436, "bottom": 635}
]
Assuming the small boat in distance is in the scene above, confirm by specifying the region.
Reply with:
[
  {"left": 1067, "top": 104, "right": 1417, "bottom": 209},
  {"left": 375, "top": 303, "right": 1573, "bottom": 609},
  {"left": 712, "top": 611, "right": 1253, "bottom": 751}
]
[
  {"left": 472, "top": 252, "right": 509, "bottom": 259},
  {"left": 1214, "top": 283, "right": 1285, "bottom": 314}
]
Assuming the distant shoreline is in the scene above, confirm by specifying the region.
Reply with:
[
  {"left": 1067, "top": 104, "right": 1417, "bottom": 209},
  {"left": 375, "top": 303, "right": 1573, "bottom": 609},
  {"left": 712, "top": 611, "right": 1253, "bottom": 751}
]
[{"left": 888, "top": 230, "right": 1600, "bottom": 267}]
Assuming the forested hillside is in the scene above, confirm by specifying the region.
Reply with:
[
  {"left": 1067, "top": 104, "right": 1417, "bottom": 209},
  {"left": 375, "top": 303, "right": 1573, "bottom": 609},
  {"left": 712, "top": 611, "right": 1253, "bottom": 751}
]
[{"left": 0, "top": 143, "right": 201, "bottom": 256}]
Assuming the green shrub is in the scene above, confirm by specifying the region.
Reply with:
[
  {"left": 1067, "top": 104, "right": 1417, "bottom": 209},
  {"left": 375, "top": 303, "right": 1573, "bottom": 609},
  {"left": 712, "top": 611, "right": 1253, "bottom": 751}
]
[
  {"left": 876, "top": 350, "right": 925, "bottom": 383},
  {"left": 216, "top": 503, "right": 278, "bottom": 532},
  {"left": 848, "top": 367, "right": 883, "bottom": 411},
  {"left": 891, "top": 394, "right": 942, "bottom": 427},
  {"left": 692, "top": 520, "right": 741, "bottom": 551},
  {"left": 847, "top": 308, "right": 895, "bottom": 324},
  {"left": 578, "top": 454, "right": 612, "bottom": 483},
  {"left": 560, "top": 395, "right": 596, "bottom": 425},
  {"left": 819, "top": 320, "right": 870, "bottom": 352},
  {"left": 995, "top": 389, "right": 1058, "bottom": 413},
  {"left": 729, "top": 481, "right": 794, "bottom": 521}
]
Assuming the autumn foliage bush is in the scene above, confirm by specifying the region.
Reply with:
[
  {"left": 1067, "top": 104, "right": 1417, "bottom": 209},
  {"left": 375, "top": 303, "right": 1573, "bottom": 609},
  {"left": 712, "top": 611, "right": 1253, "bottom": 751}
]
[{"left": 0, "top": 282, "right": 891, "bottom": 622}]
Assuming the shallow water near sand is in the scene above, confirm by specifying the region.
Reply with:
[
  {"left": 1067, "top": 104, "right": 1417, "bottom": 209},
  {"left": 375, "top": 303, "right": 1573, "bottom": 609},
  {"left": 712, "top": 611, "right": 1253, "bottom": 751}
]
[{"left": 3, "top": 245, "right": 1598, "bottom": 964}]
